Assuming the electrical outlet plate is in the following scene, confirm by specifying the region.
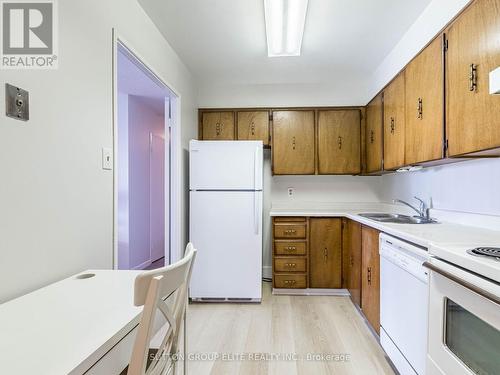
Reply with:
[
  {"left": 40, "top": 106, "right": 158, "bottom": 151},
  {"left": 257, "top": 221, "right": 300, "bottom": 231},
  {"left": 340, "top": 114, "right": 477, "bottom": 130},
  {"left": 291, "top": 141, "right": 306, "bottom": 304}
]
[{"left": 5, "top": 83, "right": 29, "bottom": 121}]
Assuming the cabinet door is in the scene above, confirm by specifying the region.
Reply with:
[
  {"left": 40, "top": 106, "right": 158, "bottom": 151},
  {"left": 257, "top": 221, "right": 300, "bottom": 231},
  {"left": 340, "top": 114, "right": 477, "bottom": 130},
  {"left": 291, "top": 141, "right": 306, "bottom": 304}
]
[
  {"left": 343, "top": 219, "right": 362, "bottom": 307},
  {"left": 201, "top": 112, "right": 235, "bottom": 140},
  {"left": 272, "top": 111, "right": 315, "bottom": 175},
  {"left": 309, "top": 218, "right": 342, "bottom": 288},
  {"left": 446, "top": 0, "right": 500, "bottom": 156},
  {"left": 405, "top": 37, "right": 444, "bottom": 165},
  {"left": 237, "top": 111, "right": 270, "bottom": 146},
  {"left": 318, "top": 110, "right": 361, "bottom": 174},
  {"left": 361, "top": 226, "right": 380, "bottom": 334},
  {"left": 384, "top": 72, "right": 406, "bottom": 170},
  {"left": 365, "top": 94, "right": 383, "bottom": 173}
]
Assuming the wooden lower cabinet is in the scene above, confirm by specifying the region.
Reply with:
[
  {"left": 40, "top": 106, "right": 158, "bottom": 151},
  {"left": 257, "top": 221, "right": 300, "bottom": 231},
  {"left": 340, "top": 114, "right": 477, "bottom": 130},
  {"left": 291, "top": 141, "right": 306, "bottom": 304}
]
[
  {"left": 361, "top": 226, "right": 381, "bottom": 334},
  {"left": 273, "top": 217, "right": 309, "bottom": 288},
  {"left": 342, "top": 219, "right": 362, "bottom": 307},
  {"left": 309, "top": 218, "right": 342, "bottom": 288}
]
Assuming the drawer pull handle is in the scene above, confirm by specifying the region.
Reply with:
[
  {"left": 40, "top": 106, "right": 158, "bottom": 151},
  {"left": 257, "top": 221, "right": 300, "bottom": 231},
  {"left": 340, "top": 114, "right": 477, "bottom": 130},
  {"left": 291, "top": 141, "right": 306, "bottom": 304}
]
[
  {"left": 284, "top": 229, "right": 297, "bottom": 235},
  {"left": 338, "top": 136, "right": 343, "bottom": 150},
  {"left": 367, "top": 267, "right": 372, "bottom": 285},
  {"left": 215, "top": 122, "right": 223, "bottom": 136},
  {"left": 323, "top": 247, "right": 328, "bottom": 263},
  {"left": 285, "top": 263, "right": 297, "bottom": 268},
  {"left": 285, "top": 246, "right": 297, "bottom": 251},
  {"left": 250, "top": 121, "right": 256, "bottom": 135},
  {"left": 390, "top": 117, "right": 395, "bottom": 134},
  {"left": 417, "top": 98, "right": 423, "bottom": 119},
  {"left": 469, "top": 63, "right": 477, "bottom": 92},
  {"left": 370, "top": 130, "right": 374, "bottom": 144},
  {"left": 284, "top": 280, "right": 297, "bottom": 285}
]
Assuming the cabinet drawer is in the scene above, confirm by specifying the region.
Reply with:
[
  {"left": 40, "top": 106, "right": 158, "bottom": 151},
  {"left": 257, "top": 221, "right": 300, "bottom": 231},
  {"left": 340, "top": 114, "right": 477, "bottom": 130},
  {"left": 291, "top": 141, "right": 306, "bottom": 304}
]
[
  {"left": 274, "top": 224, "right": 306, "bottom": 239},
  {"left": 274, "top": 217, "right": 306, "bottom": 222},
  {"left": 274, "top": 241, "right": 307, "bottom": 256},
  {"left": 274, "top": 274, "right": 307, "bottom": 289},
  {"left": 274, "top": 257, "right": 307, "bottom": 273}
]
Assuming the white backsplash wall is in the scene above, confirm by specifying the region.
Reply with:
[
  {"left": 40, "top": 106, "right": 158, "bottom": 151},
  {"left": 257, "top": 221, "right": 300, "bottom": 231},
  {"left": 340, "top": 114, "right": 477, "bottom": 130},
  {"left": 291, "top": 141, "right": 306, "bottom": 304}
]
[{"left": 380, "top": 158, "right": 500, "bottom": 216}]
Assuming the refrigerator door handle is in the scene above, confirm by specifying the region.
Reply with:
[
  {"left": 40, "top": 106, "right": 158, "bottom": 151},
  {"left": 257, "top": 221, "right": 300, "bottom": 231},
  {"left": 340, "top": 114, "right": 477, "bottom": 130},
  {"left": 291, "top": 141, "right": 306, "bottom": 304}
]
[
  {"left": 254, "top": 192, "right": 260, "bottom": 235},
  {"left": 254, "top": 146, "right": 260, "bottom": 190}
]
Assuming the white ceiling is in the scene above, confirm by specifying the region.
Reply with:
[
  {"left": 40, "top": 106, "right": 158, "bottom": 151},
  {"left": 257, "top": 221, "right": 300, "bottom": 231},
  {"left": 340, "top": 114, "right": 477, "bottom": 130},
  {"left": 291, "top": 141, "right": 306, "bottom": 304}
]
[{"left": 139, "top": 0, "right": 432, "bottom": 87}]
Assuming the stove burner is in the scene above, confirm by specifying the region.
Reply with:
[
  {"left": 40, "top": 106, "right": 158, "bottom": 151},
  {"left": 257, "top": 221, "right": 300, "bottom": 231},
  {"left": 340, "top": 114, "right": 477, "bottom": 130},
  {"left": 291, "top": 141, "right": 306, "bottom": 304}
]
[{"left": 467, "top": 247, "right": 500, "bottom": 261}]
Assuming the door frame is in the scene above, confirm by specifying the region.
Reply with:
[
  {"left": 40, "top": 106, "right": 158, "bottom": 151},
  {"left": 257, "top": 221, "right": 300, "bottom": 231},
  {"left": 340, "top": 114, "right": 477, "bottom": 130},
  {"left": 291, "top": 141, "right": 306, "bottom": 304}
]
[{"left": 112, "top": 29, "right": 183, "bottom": 269}]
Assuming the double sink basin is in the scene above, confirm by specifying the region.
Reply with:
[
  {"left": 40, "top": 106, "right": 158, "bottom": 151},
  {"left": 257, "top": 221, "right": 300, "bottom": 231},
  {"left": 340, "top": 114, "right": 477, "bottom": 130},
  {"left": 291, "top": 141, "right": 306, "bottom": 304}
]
[{"left": 359, "top": 213, "right": 438, "bottom": 224}]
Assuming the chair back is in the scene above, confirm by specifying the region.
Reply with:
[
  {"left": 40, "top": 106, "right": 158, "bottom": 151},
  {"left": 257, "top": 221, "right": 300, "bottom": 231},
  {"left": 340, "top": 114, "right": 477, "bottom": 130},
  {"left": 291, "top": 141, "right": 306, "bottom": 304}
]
[{"left": 127, "top": 243, "right": 196, "bottom": 375}]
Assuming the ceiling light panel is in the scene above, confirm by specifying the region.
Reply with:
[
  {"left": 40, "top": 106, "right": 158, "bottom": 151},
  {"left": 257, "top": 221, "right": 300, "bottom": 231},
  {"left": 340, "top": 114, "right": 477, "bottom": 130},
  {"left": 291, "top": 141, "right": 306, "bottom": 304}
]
[{"left": 264, "top": 0, "right": 309, "bottom": 57}]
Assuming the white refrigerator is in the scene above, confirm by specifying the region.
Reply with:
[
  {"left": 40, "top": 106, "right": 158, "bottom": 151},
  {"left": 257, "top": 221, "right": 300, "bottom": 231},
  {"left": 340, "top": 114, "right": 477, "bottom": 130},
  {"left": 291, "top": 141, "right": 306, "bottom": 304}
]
[{"left": 189, "top": 140, "right": 263, "bottom": 302}]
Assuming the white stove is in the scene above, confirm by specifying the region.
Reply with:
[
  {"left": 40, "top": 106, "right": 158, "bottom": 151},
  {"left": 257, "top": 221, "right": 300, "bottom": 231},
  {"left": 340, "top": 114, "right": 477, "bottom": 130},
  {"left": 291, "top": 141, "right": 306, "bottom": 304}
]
[
  {"left": 426, "top": 243, "right": 500, "bottom": 375},
  {"left": 430, "top": 243, "right": 500, "bottom": 283}
]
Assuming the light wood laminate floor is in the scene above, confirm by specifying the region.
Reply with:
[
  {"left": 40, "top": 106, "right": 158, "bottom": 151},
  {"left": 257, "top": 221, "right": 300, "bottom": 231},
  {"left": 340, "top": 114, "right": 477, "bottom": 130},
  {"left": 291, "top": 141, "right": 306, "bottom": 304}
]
[{"left": 186, "top": 282, "right": 395, "bottom": 375}]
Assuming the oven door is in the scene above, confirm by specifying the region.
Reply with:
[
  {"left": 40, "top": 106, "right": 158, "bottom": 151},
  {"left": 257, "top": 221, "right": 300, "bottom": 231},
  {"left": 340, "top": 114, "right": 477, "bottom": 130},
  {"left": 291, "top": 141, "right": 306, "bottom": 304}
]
[{"left": 425, "top": 258, "right": 500, "bottom": 375}]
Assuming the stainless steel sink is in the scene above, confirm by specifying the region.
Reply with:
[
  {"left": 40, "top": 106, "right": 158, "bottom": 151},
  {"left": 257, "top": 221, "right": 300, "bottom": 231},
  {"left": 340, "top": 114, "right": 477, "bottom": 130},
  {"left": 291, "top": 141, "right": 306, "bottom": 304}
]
[{"left": 358, "top": 213, "right": 438, "bottom": 224}]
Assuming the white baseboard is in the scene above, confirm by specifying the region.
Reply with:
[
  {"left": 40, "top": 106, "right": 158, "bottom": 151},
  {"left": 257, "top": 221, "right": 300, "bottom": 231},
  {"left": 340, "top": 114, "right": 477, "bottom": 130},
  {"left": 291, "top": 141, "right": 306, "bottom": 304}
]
[
  {"left": 262, "top": 266, "right": 272, "bottom": 279},
  {"left": 272, "top": 288, "right": 350, "bottom": 296},
  {"left": 132, "top": 259, "right": 152, "bottom": 270}
]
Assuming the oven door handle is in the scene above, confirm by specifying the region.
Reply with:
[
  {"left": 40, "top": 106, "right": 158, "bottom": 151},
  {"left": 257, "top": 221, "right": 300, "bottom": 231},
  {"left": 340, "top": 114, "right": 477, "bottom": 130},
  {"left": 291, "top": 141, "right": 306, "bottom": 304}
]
[{"left": 423, "top": 261, "right": 500, "bottom": 306}]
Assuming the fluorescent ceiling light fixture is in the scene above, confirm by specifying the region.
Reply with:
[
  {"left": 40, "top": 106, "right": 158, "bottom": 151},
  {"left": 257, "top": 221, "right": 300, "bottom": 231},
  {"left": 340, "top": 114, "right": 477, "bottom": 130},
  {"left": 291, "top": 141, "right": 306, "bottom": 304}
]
[{"left": 264, "top": 0, "right": 309, "bottom": 57}]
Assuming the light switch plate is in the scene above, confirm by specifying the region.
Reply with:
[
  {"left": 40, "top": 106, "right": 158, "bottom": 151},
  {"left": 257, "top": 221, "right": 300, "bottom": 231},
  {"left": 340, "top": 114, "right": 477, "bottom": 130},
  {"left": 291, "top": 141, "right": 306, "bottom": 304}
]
[
  {"left": 102, "top": 148, "right": 113, "bottom": 170},
  {"left": 6, "top": 83, "right": 29, "bottom": 121}
]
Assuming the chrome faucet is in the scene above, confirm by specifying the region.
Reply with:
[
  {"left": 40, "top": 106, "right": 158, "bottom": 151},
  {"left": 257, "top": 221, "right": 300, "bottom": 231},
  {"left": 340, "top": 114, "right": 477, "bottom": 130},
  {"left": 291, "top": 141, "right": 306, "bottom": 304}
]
[{"left": 393, "top": 196, "right": 431, "bottom": 220}]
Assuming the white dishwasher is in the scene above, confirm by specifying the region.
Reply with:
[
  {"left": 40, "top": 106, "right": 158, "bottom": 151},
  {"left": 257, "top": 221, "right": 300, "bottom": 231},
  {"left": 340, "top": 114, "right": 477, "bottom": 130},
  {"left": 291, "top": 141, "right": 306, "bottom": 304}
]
[{"left": 380, "top": 233, "right": 430, "bottom": 375}]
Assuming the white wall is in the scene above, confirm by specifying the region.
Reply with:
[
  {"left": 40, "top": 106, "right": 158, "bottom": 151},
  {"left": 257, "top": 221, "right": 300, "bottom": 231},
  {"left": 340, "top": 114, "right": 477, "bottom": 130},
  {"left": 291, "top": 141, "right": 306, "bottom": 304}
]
[
  {"left": 117, "top": 92, "right": 130, "bottom": 270},
  {"left": 380, "top": 159, "right": 500, "bottom": 216},
  {"left": 198, "top": 80, "right": 368, "bottom": 108},
  {"left": 0, "top": 0, "right": 197, "bottom": 303},
  {"left": 127, "top": 96, "right": 164, "bottom": 269}
]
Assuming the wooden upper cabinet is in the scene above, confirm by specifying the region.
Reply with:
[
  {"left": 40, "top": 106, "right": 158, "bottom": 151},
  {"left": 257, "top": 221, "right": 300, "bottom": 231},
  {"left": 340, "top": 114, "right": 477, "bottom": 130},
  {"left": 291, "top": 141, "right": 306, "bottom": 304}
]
[
  {"left": 237, "top": 111, "right": 270, "bottom": 146},
  {"left": 201, "top": 112, "right": 235, "bottom": 140},
  {"left": 361, "top": 226, "right": 380, "bottom": 334},
  {"left": 446, "top": 0, "right": 500, "bottom": 156},
  {"left": 272, "top": 110, "right": 315, "bottom": 175},
  {"left": 309, "top": 218, "right": 342, "bottom": 289},
  {"left": 405, "top": 37, "right": 444, "bottom": 165},
  {"left": 318, "top": 110, "right": 361, "bottom": 174},
  {"left": 365, "top": 94, "right": 383, "bottom": 173},
  {"left": 342, "top": 219, "right": 362, "bottom": 307},
  {"left": 384, "top": 72, "right": 406, "bottom": 170}
]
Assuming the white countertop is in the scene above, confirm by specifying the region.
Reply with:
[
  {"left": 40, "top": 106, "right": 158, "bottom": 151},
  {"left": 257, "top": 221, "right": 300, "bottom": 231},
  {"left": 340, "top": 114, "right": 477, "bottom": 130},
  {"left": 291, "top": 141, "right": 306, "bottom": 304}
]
[
  {"left": 0, "top": 270, "right": 142, "bottom": 375},
  {"left": 270, "top": 202, "right": 500, "bottom": 250}
]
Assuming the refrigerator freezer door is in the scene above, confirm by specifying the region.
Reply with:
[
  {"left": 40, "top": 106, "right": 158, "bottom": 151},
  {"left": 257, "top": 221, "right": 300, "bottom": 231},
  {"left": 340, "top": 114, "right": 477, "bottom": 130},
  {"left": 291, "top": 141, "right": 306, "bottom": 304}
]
[
  {"left": 190, "top": 140, "right": 263, "bottom": 191},
  {"left": 189, "top": 191, "right": 262, "bottom": 300}
]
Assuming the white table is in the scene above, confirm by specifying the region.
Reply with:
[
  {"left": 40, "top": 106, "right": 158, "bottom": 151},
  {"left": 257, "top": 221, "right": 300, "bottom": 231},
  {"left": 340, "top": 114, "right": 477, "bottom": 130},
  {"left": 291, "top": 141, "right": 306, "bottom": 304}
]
[{"left": 0, "top": 270, "right": 150, "bottom": 374}]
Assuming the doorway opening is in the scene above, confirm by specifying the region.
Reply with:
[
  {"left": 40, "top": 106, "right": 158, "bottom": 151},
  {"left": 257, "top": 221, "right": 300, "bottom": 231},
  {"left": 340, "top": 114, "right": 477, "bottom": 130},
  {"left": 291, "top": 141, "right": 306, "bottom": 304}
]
[{"left": 114, "top": 41, "right": 177, "bottom": 270}]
